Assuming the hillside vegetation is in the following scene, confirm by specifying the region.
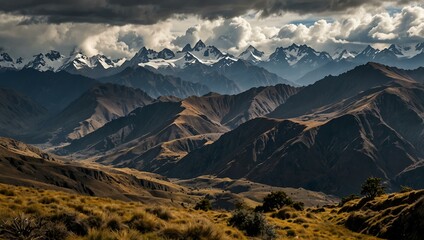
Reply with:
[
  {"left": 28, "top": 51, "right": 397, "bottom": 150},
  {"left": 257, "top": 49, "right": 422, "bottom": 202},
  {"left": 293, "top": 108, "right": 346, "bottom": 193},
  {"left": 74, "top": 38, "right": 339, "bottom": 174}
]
[{"left": 3, "top": 184, "right": 421, "bottom": 239}]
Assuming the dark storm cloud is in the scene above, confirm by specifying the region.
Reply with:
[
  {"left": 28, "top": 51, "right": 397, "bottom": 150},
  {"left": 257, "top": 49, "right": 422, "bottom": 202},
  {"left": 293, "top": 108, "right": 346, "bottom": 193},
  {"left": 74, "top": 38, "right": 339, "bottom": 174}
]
[{"left": 0, "top": 0, "right": 412, "bottom": 25}]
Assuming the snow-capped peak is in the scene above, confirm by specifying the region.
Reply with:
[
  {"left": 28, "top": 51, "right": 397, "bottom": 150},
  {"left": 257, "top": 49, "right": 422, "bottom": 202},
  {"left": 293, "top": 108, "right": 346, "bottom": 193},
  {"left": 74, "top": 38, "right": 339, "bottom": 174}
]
[
  {"left": 90, "top": 54, "right": 115, "bottom": 69},
  {"left": 0, "top": 52, "right": 16, "bottom": 69},
  {"left": 157, "top": 48, "right": 175, "bottom": 60},
  {"left": 269, "top": 43, "right": 330, "bottom": 66},
  {"left": 24, "top": 51, "right": 66, "bottom": 72},
  {"left": 0, "top": 52, "right": 13, "bottom": 63},
  {"left": 359, "top": 45, "right": 380, "bottom": 58},
  {"left": 269, "top": 47, "right": 289, "bottom": 63},
  {"left": 239, "top": 45, "right": 264, "bottom": 62},
  {"left": 130, "top": 47, "right": 158, "bottom": 64},
  {"left": 385, "top": 44, "right": 420, "bottom": 58},
  {"left": 59, "top": 52, "right": 117, "bottom": 71},
  {"left": 334, "top": 49, "right": 357, "bottom": 61},
  {"left": 45, "top": 50, "right": 62, "bottom": 61}
]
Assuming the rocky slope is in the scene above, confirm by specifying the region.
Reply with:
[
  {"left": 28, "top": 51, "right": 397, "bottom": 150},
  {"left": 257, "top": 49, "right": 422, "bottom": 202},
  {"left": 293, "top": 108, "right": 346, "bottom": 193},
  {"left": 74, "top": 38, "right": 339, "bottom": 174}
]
[{"left": 166, "top": 63, "right": 424, "bottom": 196}]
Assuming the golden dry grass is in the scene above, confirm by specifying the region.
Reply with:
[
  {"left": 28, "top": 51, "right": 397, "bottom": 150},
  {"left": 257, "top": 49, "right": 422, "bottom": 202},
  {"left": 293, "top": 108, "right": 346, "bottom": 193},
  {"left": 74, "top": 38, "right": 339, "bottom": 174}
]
[{"left": 0, "top": 183, "right": 389, "bottom": 240}]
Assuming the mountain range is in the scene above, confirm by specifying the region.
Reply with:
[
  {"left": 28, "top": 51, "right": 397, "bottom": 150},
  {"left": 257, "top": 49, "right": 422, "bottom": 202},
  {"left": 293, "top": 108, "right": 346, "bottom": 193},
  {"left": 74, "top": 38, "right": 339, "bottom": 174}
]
[
  {"left": 3, "top": 41, "right": 424, "bottom": 91},
  {"left": 0, "top": 40, "right": 424, "bottom": 199},
  {"left": 166, "top": 63, "right": 424, "bottom": 196}
]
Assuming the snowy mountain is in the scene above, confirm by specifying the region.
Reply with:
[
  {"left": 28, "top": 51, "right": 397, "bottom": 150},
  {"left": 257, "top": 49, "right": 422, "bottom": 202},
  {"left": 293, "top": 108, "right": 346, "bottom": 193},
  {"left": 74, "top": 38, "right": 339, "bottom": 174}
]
[
  {"left": 23, "top": 50, "right": 67, "bottom": 72},
  {"left": 128, "top": 47, "right": 159, "bottom": 65},
  {"left": 0, "top": 52, "right": 16, "bottom": 69},
  {"left": 137, "top": 40, "right": 228, "bottom": 70},
  {"left": 238, "top": 45, "right": 264, "bottom": 62},
  {"left": 387, "top": 44, "right": 423, "bottom": 58},
  {"left": 1, "top": 41, "right": 424, "bottom": 87},
  {"left": 333, "top": 49, "right": 358, "bottom": 61},
  {"left": 353, "top": 45, "right": 380, "bottom": 62},
  {"left": 260, "top": 44, "right": 332, "bottom": 80},
  {"left": 60, "top": 52, "right": 125, "bottom": 78},
  {"left": 180, "top": 40, "right": 225, "bottom": 63}
]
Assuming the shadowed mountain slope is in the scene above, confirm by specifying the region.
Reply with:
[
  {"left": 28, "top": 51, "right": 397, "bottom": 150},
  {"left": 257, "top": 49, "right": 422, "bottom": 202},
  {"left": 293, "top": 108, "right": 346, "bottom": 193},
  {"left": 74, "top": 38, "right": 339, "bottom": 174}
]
[
  {"left": 100, "top": 67, "right": 210, "bottom": 98},
  {"left": 0, "top": 88, "right": 48, "bottom": 137},
  {"left": 32, "top": 83, "right": 154, "bottom": 144},
  {"left": 60, "top": 84, "right": 299, "bottom": 172},
  {"left": 0, "top": 69, "right": 97, "bottom": 114}
]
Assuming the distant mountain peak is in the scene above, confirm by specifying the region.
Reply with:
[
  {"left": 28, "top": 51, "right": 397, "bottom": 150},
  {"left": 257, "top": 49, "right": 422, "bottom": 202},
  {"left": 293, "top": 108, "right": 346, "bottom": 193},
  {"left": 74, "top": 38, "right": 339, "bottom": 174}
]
[
  {"left": 131, "top": 47, "right": 158, "bottom": 64},
  {"left": 193, "top": 40, "right": 206, "bottom": 51},
  {"left": 157, "top": 48, "right": 175, "bottom": 60},
  {"left": 357, "top": 45, "right": 380, "bottom": 59},
  {"left": 334, "top": 49, "right": 357, "bottom": 61},
  {"left": 239, "top": 45, "right": 264, "bottom": 60},
  {"left": 0, "top": 52, "right": 13, "bottom": 62},
  {"left": 182, "top": 43, "right": 193, "bottom": 52},
  {"left": 45, "top": 50, "right": 62, "bottom": 61}
]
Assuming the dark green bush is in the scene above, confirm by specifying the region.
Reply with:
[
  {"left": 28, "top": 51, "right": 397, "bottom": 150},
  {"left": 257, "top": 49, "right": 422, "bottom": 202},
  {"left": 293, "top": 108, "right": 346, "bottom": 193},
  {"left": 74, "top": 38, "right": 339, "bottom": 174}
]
[
  {"left": 262, "top": 191, "right": 293, "bottom": 212},
  {"left": 361, "top": 177, "right": 385, "bottom": 199},
  {"left": 228, "top": 209, "right": 275, "bottom": 239},
  {"left": 292, "top": 201, "right": 305, "bottom": 211}
]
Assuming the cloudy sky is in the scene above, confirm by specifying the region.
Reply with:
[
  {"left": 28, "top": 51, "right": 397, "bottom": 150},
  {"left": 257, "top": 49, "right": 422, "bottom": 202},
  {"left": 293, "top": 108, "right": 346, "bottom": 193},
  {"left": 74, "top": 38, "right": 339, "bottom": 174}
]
[{"left": 0, "top": 0, "right": 423, "bottom": 59}]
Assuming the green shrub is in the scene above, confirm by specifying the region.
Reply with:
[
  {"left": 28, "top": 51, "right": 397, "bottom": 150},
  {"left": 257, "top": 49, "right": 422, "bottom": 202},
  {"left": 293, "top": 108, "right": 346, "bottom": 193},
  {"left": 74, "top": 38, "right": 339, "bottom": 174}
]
[
  {"left": 292, "top": 201, "right": 304, "bottom": 211},
  {"left": 228, "top": 209, "right": 276, "bottom": 239},
  {"left": 262, "top": 191, "right": 293, "bottom": 212},
  {"left": 361, "top": 177, "right": 385, "bottom": 199}
]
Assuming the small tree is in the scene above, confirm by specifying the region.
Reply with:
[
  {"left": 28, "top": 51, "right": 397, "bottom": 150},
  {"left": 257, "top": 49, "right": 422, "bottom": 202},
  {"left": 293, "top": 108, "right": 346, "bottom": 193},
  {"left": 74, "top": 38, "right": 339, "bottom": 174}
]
[
  {"left": 194, "top": 198, "right": 212, "bottom": 211},
  {"left": 360, "top": 177, "right": 385, "bottom": 199},
  {"left": 261, "top": 191, "right": 293, "bottom": 212}
]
